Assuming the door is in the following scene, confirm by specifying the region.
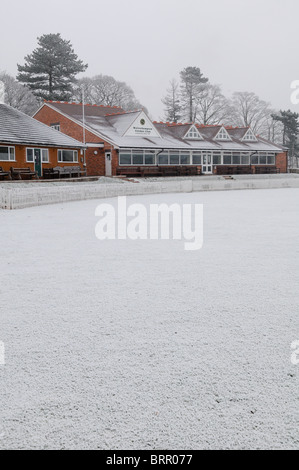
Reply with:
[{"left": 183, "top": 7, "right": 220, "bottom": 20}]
[
  {"left": 105, "top": 152, "right": 112, "bottom": 176},
  {"left": 34, "top": 149, "right": 42, "bottom": 177},
  {"left": 202, "top": 151, "right": 212, "bottom": 174}
]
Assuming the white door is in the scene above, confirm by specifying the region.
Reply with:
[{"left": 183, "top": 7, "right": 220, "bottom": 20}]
[
  {"left": 202, "top": 151, "right": 212, "bottom": 174},
  {"left": 105, "top": 152, "right": 112, "bottom": 176}
]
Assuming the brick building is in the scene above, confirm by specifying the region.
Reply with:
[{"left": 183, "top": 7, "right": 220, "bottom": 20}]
[
  {"left": 0, "top": 103, "right": 85, "bottom": 178},
  {"left": 33, "top": 101, "right": 288, "bottom": 177}
]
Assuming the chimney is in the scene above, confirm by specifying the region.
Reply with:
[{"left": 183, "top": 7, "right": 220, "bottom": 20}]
[{"left": 0, "top": 81, "right": 5, "bottom": 104}]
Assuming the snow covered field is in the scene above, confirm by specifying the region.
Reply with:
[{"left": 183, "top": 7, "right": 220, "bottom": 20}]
[{"left": 0, "top": 188, "right": 298, "bottom": 450}]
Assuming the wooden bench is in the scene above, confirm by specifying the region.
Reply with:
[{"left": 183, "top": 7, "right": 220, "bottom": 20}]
[
  {"left": 52, "top": 166, "right": 87, "bottom": 178},
  {"left": 116, "top": 167, "right": 142, "bottom": 177},
  {"left": 10, "top": 167, "right": 38, "bottom": 180},
  {"left": 255, "top": 166, "right": 280, "bottom": 174},
  {"left": 141, "top": 167, "right": 163, "bottom": 177},
  {"left": 0, "top": 166, "right": 12, "bottom": 180}
]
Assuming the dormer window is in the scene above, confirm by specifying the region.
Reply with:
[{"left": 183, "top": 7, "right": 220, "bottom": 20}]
[
  {"left": 242, "top": 128, "right": 257, "bottom": 142},
  {"left": 214, "top": 127, "right": 231, "bottom": 141},
  {"left": 184, "top": 125, "right": 203, "bottom": 140}
]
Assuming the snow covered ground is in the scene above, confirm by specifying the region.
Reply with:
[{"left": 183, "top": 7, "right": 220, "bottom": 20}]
[{"left": 0, "top": 188, "right": 298, "bottom": 450}]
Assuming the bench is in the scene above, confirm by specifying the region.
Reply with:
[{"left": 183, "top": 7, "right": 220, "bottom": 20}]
[
  {"left": 255, "top": 166, "right": 280, "bottom": 174},
  {"left": 116, "top": 167, "right": 142, "bottom": 177},
  {"left": 0, "top": 166, "right": 12, "bottom": 180},
  {"left": 141, "top": 167, "right": 163, "bottom": 177},
  {"left": 52, "top": 166, "right": 87, "bottom": 178},
  {"left": 10, "top": 167, "right": 38, "bottom": 180}
]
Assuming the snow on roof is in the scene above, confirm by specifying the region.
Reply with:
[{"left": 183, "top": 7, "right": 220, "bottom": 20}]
[
  {"left": 0, "top": 103, "right": 85, "bottom": 148},
  {"left": 40, "top": 102, "right": 285, "bottom": 153}
]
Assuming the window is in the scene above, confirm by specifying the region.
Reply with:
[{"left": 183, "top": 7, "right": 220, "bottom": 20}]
[
  {"left": 0, "top": 146, "right": 15, "bottom": 161},
  {"left": 213, "top": 152, "right": 221, "bottom": 165},
  {"left": 267, "top": 154, "right": 275, "bottom": 165},
  {"left": 27, "top": 148, "right": 49, "bottom": 163},
  {"left": 51, "top": 123, "right": 60, "bottom": 131},
  {"left": 251, "top": 154, "right": 259, "bottom": 165},
  {"left": 223, "top": 152, "right": 232, "bottom": 164},
  {"left": 259, "top": 153, "right": 267, "bottom": 165},
  {"left": 169, "top": 152, "right": 180, "bottom": 165},
  {"left": 58, "top": 150, "right": 78, "bottom": 163},
  {"left": 215, "top": 127, "right": 231, "bottom": 141},
  {"left": 185, "top": 126, "right": 202, "bottom": 139},
  {"left": 132, "top": 150, "right": 143, "bottom": 165},
  {"left": 144, "top": 152, "right": 155, "bottom": 165},
  {"left": 119, "top": 151, "right": 132, "bottom": 165},
  {"left": 242, "top": 129, "right": 257, "bottom": 142},
  {"left": 241, "top": 153, "right": 250, "bottom": 165},
  {"left": 158, "top": 151, "right": 169, "bottom": 165},
  {"left": 180, "top": 152, "right": 190, "bottom": 165},
  {"left": 192, "top": 152, "right": 202, "bottom": 165},
  {"left": 232, "top": 153, "right": 240, "bottom": 165}
]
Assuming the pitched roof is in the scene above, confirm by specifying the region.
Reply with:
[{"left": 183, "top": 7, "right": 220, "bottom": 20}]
[
  {"left": 35, "top": 102, "right": 285, "bottom": 153},
  {"left": 0, "top": 103, "right": 85, "bottom": 148}
]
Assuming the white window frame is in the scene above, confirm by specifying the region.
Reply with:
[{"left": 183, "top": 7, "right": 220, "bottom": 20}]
[
  {"left": 58, "top": 149, "right": 78, "bottom": 163},
  {"left": 214, "top": 127, "right": 232, "bottom": 141},
  {"left": 242, "top": 128, "right": 258, "bottom": 142},
  {"left": 184, "top": 126, "right": 203, "bottom": 140},
  {"left": 0, "top": 145, "right": 15, "bottom": 162},
  {"left": 26, "top": 148, "right": 49, "bottom": 164}
]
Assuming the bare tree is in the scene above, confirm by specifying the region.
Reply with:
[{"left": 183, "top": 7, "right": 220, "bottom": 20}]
[
  {"left": 0, "top": 71, "right": 39, "bottom": 115},
  {"left": 196, "top": 84, "right": 232, "bottom": 125},
  {"left": 73, "top": 75, "right": 146, "bottom": 112},
  {"left": 162, "top": 79, "right": 182, "bottom": 122},
  {"left": 230, "top": 91, "right": 271, "bottom": 134}
]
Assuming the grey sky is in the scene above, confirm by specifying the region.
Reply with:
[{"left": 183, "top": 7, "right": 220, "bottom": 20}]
[{"left": 1, "top": 0, "right": 298, "bottom": 119}]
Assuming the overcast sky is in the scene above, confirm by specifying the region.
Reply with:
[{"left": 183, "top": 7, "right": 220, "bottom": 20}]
[{"left": 1, "top": 0, "right": 299, "bottom": 119}]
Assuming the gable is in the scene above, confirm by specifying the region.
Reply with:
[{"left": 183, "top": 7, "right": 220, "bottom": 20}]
[
  {"left": 184, "top": 125, "right": 203, "bottom": 140},
  {"left": 124, "top": 111, "right": 161, "bottom": 138},
  {"left": 242, "top": 128, "right": 258, "bottom": 142},
  {"left": 214, "top": 126, "right": 232, "bottom": 141}
]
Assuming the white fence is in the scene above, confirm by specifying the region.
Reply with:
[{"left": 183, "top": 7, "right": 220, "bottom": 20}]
[{"left": 1, "top": 176, "right": 299, "bottom": 210}]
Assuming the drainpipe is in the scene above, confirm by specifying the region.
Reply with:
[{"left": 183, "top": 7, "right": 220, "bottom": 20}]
[{"left": 82, "top": 86, "right": 86, "bottom": 168}]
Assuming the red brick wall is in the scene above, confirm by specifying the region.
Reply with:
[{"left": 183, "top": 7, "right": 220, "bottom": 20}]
[
  {"left": 34, "top": 105, "right": 116, "bottom": 176},
  {"left": 0, "top": 144, "right": 83, "bottom": 174},
  {"left": 276, "top": 152, "right": 288, "bottom": 173}
]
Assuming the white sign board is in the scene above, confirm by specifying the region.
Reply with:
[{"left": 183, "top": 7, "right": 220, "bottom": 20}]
[{"left": 125, "top": 111, "right": 161, "bottom": 138}]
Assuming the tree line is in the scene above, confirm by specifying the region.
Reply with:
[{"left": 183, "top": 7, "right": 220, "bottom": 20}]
[{"left": 0, "top": 33, "right": 298, "bottom": 163}]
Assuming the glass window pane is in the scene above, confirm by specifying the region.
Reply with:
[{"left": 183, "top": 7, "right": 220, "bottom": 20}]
[
  {"left": 267, "top": 155, "right": 275, "bottom": 165},
  {"left": 158, "top": 152, "right": 169, "bottom": 165},
  {"left": 26, "top": 148, "right": 34, "bottom": 162},
  {"left": 144, "top": 153, "right": 155, "bottom": 165},
  {"left": 0, "top": 147, "right": 9, "bottom": 161},
  {"left": 169, "top": 153, "right": 180, "bottom": 164},
  {"left": 259, "top": 154, "right": 266, "bottom": 164},
  {"left": 42, "top": 149, "right": 49, "bottom": 163},
  {"left": 241, "top": 153, "right": 249, "bottom": 165},
  {"left": 213, "top": 153, "right": 221, "bottom": 165},
  {"left": 132, "top": 151, "right": 143, "bottom": 165},
  {"left": 223, "top": 153, "right": 231, "bottom": 165},
  {"left": 120, "top": 153, "right": 131, "bottom": 165},
  {"left": 251, "top": 155, "right": 258, "bottom": 164},
  {"left": 232, "top": 153, "right": 240, "bottom": 164},
  {"left": 180, "top": 152, "right": 190, "bottom": 164},
  {"left": 192, "top": 152, "right": 201, "bottom": 164},
  {"left": 9, "top": 147, "right": 15, "bottom": 161}
]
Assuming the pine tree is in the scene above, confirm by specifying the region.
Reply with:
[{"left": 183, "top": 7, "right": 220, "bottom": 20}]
[
  {"left": 17, "top": 33, "right": 88, "bottom": 101},
  {"left": 162, "top": 79, "right": 182, "bottom": 122},
  {"left": 272, "top": 110, "right": 299, "bottom": 166},
  {"left": 180, "top": 66, "right": 208, "bottom": 122}
]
